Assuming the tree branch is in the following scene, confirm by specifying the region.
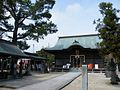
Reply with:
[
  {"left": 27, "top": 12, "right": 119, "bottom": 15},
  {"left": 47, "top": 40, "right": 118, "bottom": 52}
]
[
  {"left": 3, "top": 5, "right": 16, "bottom": 19},
  {"left": 0, "top": 27, "right": 9, "bottom": 32},
  {"left": 17, "top": 32, "right": 30, "bottom": 40}
]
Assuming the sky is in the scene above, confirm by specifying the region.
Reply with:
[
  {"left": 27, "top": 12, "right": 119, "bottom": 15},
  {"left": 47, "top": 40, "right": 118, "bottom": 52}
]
[{"left": 26, "top": 0, "right": 120, "bottom": 53}]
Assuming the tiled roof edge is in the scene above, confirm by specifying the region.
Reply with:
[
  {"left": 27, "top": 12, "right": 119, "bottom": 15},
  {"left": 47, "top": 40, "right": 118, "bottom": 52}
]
[{"left": 59, "top": 34, "right": 99, "bottom": 39}]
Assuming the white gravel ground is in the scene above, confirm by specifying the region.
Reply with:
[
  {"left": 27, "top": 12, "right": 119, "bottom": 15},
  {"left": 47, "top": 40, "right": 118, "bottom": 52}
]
[{"left": 62, "top": 73, "right": 120, "bottom": 90}]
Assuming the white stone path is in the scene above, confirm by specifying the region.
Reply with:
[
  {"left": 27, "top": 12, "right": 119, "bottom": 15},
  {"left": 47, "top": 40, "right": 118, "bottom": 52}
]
[{"left": 16, "top": 72, "right": 81, "bottom": 90}]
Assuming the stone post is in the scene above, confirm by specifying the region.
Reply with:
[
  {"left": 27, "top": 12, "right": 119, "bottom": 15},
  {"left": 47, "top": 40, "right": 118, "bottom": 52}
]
[{"left": 82, "top": 64, "right": 88, "bottom": 90}]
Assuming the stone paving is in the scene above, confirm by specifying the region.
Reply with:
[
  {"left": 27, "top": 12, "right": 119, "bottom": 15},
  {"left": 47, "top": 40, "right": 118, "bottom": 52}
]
[
  {"left": 0, "top": 72, "right": 66, "bottom": 90},
  {"left": 16, "top": 72, "right": 81, "bottom": 90}
]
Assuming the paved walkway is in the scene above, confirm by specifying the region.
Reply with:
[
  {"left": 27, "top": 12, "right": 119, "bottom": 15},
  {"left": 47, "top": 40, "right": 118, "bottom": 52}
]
[
  {"left": 1, "top": 72, "right": 120, "bottom": 90},
  {"left": 16, "top": 72, "right": 81, "bottom": 90},
  {"left": 0, "top": 72, "right": 66, "bottom": 90}
]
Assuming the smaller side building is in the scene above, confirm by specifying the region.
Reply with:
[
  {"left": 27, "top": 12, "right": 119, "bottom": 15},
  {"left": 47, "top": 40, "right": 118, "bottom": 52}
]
[
  {"left": 44, "top": 34, "right": 104, "bottom": 71},
  {"left": 0, "top": 39, "right": 48, "bottom": 79},
  {"left": 24, "top": 52, "right": 47, "bottom": 73},
  {"left": 0, "top": 39, "right": 28, "bottom": 79}
]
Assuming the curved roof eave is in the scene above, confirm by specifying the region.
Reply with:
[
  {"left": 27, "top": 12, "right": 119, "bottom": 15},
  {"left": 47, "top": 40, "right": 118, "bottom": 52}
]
[{"left": 44, "top": 34, "right": 101, "bottom": 51}]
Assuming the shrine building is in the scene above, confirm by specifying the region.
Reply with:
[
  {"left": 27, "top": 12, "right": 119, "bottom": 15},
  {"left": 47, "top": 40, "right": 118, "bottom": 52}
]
[{"left": 44, "top": 34, "right": 104, "bottom": 71}]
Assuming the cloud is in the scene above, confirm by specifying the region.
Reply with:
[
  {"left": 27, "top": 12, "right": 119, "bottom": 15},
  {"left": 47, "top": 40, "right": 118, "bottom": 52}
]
[
  {"left": 51, "top": 3, "right": 94, "bottom": 36},
  {"left": 66, "top": 3, "right": 81, "bottom": 14},
  {"left": 51, "top": 3, "right": 82, "bottom": 22},
  {"left": 51, "top": 2, "right": 100, "bottom": 36}
]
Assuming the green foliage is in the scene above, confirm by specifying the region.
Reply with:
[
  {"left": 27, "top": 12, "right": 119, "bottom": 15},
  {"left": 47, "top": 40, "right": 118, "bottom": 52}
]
[
  {"left": 36, "top": 49, "right": 55, "bottom": 67},
  {"left": 94, "top": 2, "right": 120, "bottom": 60},
  {"left": 17, "top": 40, "right": 30, "bottom": 50},
  {"left": 0, "top": 0, "right": 57, "bottom": 49}
]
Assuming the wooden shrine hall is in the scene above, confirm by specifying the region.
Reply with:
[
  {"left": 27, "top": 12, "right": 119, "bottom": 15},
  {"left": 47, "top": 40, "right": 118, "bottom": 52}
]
[{"left": 44, "top": 34, "right": 104, "bottom": 71}]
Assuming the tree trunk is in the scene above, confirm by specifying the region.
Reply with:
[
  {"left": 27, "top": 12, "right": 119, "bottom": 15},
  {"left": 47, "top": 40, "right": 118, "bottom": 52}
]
[
  {"left": 110, "top": 71, "right": 119, "bottom": 84},
  {"left": 11, "top": 21, "right": 19, "bottom": 78},
  {"left": 19, "top": 60, "right": 23, "bottom": 77},
  {"left": 108, "top": 59, "right": 119, "bottom": 84},
  {"left": 12, "top": 21, "right": 19, "bottom": 44},
  {"left": 10, "top": 58, "right": 17, "bottom": 79},
  {"left": 109, "top": 62, "right": 120, "bottom": 84}
]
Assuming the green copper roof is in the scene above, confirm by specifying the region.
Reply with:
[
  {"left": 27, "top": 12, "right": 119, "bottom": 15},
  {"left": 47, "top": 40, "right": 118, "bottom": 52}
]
[
  {"left": 0, "top": 39, "right": 28, "bottom": 57},
  {"left": 24, "top": 52, "right": 46, "bottom": 60},
  {"left": 45, "top": 34, "right": 101, "bottom": 50}
]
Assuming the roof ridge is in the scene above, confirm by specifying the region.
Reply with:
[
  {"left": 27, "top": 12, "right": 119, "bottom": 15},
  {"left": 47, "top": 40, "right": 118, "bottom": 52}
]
[{"left": 59, "top": 34, "right": 99, "bottom": 39}]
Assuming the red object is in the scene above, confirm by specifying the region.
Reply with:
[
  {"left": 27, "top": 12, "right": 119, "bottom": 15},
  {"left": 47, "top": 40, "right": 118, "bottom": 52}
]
[{"left": 88, "top": 64, "right": 93, "bottom": 69}]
